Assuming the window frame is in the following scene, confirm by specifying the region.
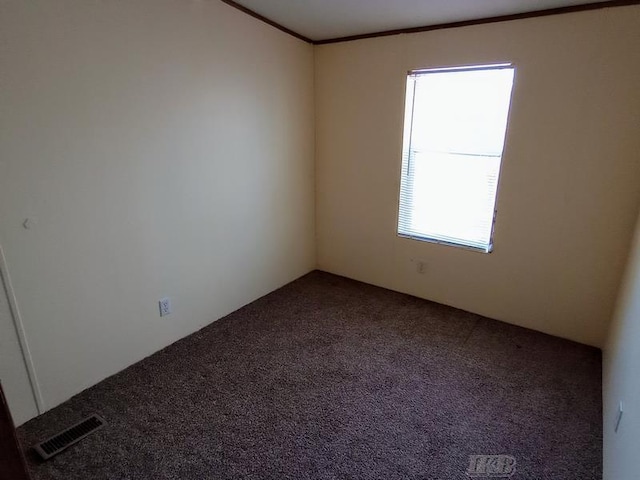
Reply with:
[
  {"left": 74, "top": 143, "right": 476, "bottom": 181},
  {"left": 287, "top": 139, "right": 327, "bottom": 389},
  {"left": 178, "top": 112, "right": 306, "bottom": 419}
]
[{"left": 396, "top": 63, "right": 516, "bottom": 254}]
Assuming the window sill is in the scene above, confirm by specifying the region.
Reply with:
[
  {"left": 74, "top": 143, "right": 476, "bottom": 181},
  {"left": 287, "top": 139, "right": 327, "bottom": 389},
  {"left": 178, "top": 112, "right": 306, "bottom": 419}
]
[{"left": 397, "top": 233, "right": 493, "bottom": 254}]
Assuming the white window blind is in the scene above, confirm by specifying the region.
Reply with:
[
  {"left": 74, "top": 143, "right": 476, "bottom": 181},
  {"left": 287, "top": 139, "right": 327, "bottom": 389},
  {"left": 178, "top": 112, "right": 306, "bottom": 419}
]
[{"left": 398, "top": 64, "right": 515, "bottom": 253}]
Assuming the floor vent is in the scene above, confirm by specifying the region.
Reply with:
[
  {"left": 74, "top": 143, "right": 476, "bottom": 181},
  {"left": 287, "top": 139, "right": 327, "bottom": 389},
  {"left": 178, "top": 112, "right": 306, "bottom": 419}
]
[{"left": 34, "top": 414, "right": 106, "bottom": 460}]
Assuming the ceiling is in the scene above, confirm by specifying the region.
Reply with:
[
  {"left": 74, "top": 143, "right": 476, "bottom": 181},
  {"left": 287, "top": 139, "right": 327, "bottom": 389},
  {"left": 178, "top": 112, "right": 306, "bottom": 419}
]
[{"left": 232, "top": 0, "right": 609, "bottom": 41}]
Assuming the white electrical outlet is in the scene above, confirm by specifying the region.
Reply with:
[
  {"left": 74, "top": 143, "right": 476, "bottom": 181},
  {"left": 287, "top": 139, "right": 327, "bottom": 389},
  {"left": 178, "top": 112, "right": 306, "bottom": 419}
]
[
  {"left": 159, "top": 297, "right": 172, "bottom": 317},
  {"left": 615, "top": 401, "right": 624, "bottom": 432},
  {"left": 410, "top": 258, "right": 427, "bottom": 274}
]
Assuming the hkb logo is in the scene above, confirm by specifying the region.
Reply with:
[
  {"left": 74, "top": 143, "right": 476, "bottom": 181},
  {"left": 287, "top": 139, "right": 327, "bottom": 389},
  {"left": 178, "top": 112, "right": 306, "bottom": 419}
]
[{"left": 467, "top": 455, "right": 517, "bottom": 477}]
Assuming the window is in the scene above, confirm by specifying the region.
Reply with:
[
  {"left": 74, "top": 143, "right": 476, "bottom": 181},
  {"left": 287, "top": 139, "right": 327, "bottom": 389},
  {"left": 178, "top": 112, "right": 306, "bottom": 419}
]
[{"left": 397, "top": 64, "right": 515, "bottom": 253}]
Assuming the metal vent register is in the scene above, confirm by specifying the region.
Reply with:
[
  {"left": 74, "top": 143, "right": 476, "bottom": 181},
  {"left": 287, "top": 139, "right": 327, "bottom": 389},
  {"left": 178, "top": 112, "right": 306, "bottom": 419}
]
[{"left": 33, "top": 414, "right": 106, "bottom": 460}]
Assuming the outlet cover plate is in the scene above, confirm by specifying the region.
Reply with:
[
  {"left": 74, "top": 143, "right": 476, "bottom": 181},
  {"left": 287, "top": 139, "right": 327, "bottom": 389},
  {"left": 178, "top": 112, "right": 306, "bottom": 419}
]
[{"left": 159, "top": 297, "right": 172, "bottom": 317}]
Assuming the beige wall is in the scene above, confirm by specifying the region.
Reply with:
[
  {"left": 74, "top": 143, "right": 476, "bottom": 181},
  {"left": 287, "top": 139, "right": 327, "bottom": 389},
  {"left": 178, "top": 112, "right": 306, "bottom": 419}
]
[
  {"left": 315, "top": 6, "right": 640, "bottom": 347},
  {"left": 603, "top": 212, "right": 640, "bottom": 480},
  {"left": 0, "top": 0, "right": 315, "bottom": 420}
]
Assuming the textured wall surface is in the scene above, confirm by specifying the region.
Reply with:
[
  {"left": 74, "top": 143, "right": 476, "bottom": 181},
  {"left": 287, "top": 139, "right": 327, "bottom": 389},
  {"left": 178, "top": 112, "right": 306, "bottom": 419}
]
[
  {"left": 603, "top": 212, "right": 640, "bottom": 480},
  {"left": 0, "top": 0, "right": 315, "bottom": 417},
  {"left": 315, "top": 6, "right": 640, "bottom": 347}
]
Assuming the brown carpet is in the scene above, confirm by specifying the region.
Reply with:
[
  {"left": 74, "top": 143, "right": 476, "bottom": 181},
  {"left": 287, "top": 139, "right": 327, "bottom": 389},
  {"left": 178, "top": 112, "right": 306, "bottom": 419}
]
[{"left": 17, "top": 271, "right": 602, "bottom": 479}]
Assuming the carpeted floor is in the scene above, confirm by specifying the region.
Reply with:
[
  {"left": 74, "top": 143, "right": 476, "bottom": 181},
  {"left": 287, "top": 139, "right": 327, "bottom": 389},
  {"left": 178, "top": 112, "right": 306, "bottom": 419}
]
[{"left": 17, "top": 271, "right": 602, "bottom": 480}]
